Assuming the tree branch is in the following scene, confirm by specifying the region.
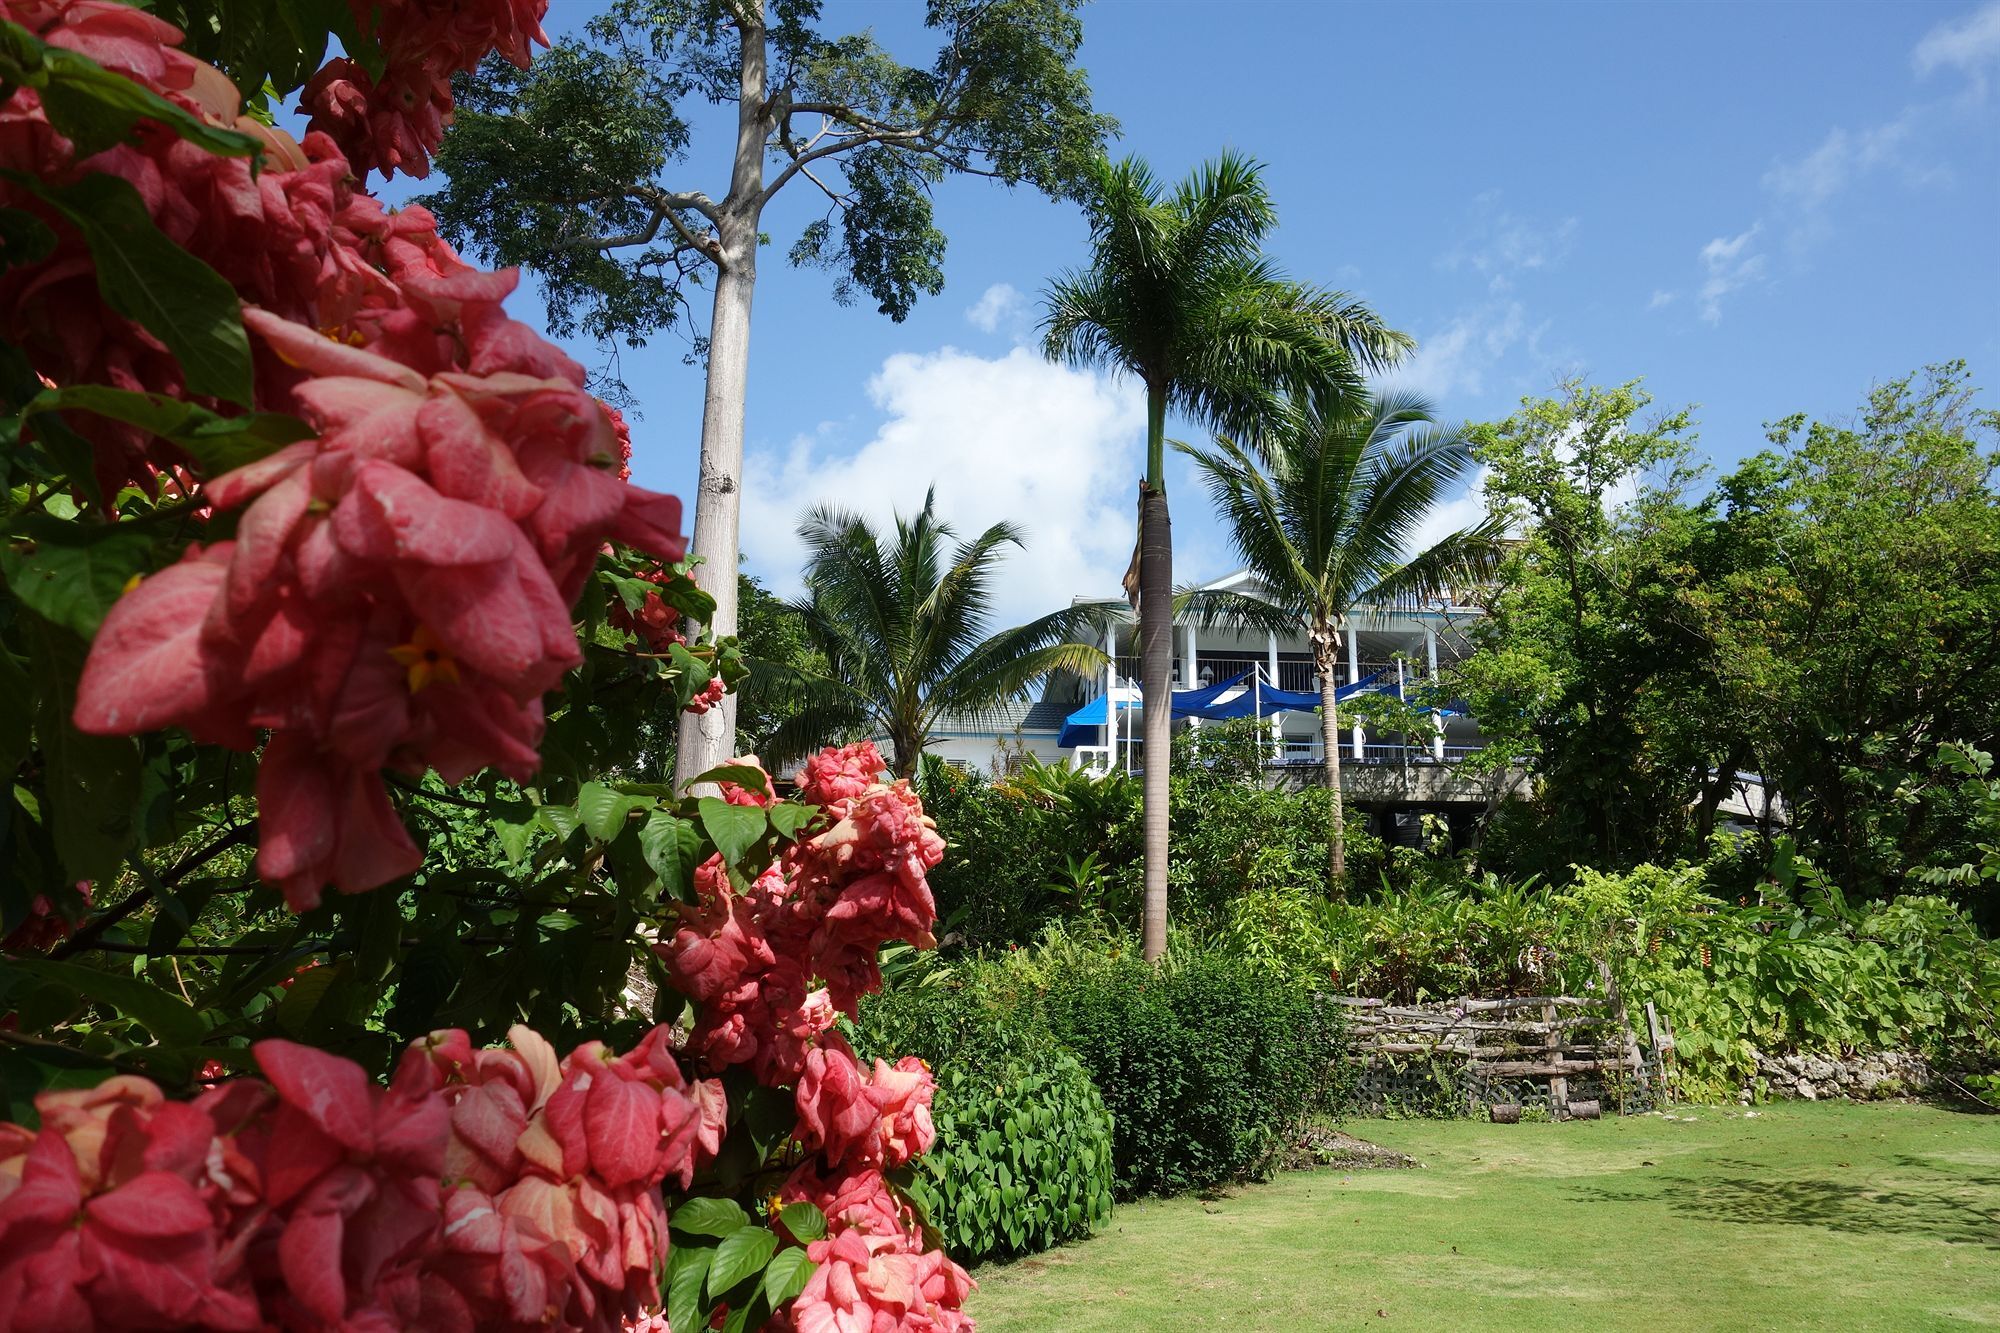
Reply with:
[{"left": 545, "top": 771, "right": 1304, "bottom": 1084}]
[{"left": 51, "top": 823, "right": 257, "bottom": 961}]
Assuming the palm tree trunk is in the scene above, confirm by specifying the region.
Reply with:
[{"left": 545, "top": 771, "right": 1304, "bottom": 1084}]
[
  {"left": 1138, "top": 481, "right": 1172, "bottom": 962},
  {"left": 1316, "top": 633, "right": 1347, "bottom": 892},
  {"left": 1138, "top": 383, "right": 1172, "bottom": 964}
]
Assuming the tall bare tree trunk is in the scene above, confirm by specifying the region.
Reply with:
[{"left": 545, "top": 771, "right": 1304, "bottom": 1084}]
[
  {"left": 1138, "top": 482, "right": 1172, "bottom": 961},
  {"left": 1316, "top": 630, "right": 1347, "bottom": 892},
  {"left": 675, "top": 9, "right": 767, "bottom": 790}
]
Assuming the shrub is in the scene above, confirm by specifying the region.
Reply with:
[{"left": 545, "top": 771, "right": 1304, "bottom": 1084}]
[
  {"left": 853, "top": 961, "right": 1116, "bottom": 1263},
  {"left": 905, "top": 1053, "right": 1116, "bottom": 1262},
  {"left": 917, "top": 756, "right": 1141, "bottom": 946},
  {"left": 1038, "top": 948, "right": 1345, "bottom": 1198}
]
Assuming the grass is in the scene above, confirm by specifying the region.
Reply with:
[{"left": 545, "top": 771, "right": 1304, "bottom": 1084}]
[{"left": 965, "top": 1101, "right": 2000, "bottom": 1331}]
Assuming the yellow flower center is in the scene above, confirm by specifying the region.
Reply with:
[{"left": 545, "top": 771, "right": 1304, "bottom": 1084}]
[{"left": 389, "top": 625, "right": 461, "bottom": 693}]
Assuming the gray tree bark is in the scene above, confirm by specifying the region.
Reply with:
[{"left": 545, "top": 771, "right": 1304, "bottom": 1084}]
[{"left": 675, "top": 7, "right": 768, "bottom": 791}]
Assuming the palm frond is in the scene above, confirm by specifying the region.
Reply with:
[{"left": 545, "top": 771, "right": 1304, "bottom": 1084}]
[
  {"left": 1172, "top": 587, "right": 1302, "bottom": 636},
  {"left": 739, "top": 656, "right": 878, "bottom": 773}
]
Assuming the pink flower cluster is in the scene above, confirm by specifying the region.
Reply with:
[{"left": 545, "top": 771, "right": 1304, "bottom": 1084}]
[
  {"left": 304, "top": 0, "right": 549, "bottom": 181},
  {"left": 775, "top": 1167, "right": 972, "bottom": 1333},
  {"left": 660, "top": 743, "right": 947, "bottom": 1083},
  {"left": 0, "top": 0, "right": 687, "bottom": 909},
  {"left": 0, "top": 1024, "right": 717, "bottom": 1331},
  {"left": 657, "top": 743, "right": 971, "bottom": 1331}
]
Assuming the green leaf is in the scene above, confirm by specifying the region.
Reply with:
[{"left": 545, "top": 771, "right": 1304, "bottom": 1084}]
[
  {"left": 536, "top": 805, "right": 581, "bottom": 840},
  {"left": 707, "top": 1226, "right": 778, "bottom": 1299},
  {"left": 20, "top": 385, "right": 311, "bottom": 481},
  {"left": 689, "top": 762, "right": 772, "bottom": 797},
  {"left": 0, "top": 20, "right": 260, "bottom": 161},
  {"left": 1, "top": 515, "right": 153, "bottom": 638},
  {"left": 671, "top": 1196, "right": 750, "bottom": 1238},
  {"left": 778, "top": 1200, "right": 826, "bottom": 1242},
  {"left": 26, "top": 617, "right": 139, "bottom": 884},
  {"left": 697, "top": 797, "right": 766, "bottom": 867},
  {"left": 0, "top": 206, "right": 54, "bottom": 272},
  {"left": 768, "top": 802, "right": 818, "bottom": 840},
  {"left": 666, "top": 1243, "right": 714, "bottom": 1333},
  {"left": 639, "top": 810, "right": 703, "bottom": 901},
  {"left": 13, "top": 173, "right": 253, "bottom": 405},
  {"left": 576, "top": 781, "right": 639, "bottom": 841},
  {"left": 274, "top": 960, "right": 341, "bottom": 1037},
  {"left": 494, "top": 820, "right": 536, "bottom": 866},
  {"left": 9, "top": 957, "right": 204, "bottom": 1046}
]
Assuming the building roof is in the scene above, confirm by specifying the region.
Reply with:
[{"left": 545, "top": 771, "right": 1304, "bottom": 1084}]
[{"left": 927, "top": 696, "right": 1074, "bottom": 737}]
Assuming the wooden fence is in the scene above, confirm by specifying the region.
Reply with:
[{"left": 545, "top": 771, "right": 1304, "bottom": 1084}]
[{"left": 1331, "top": 981, "right": 1653, "bottom": 1115}]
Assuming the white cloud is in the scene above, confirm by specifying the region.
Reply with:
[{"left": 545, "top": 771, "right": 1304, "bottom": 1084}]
[
  {"left": 1402, "top": 465, "right": 1493, "bottom": 559},
  {"left": 1382, "top": 302, "right": 1530, "bottom": 401},
  {"left": 1913, "top": 1, "right": 2000, "bottom": 87},
  {"left": 963, "top": 282, "right": 1026, "bottom": 336},
  {"left": 1697, "top": 225, "right": 1766, "bottom": 323},
  {"left": 1669, "top": 6, "right": 1990, "bottom": 325},
  {"left": 1440, "top": 194, "right": 1579, "bottom": 291},
  {"left": 741, "top": 347, "right": 1143, "bottom": 627},
  {"left": 1647, "top": 289, "right": 1677, "bottom": 310},
  {"left": 1764, "top": 114, "right": 1921, "bottom": 212}
]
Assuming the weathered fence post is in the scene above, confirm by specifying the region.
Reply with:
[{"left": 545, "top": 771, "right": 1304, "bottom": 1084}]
[{"left": 1543, "top": 1000, "right": 1567, "bottom": 1115}]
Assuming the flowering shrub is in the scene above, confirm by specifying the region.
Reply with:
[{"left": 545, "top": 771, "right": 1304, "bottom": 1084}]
[
  {"left": 0, "top": 4, "right": 972, "bottom": 1328},
  {"left": 304, "top": 0, "right": 548, "bottom": 182}
]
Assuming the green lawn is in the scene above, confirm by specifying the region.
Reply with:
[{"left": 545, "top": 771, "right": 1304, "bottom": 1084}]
[{"left": 965, "top": 1102, "right": 2000, "bottom": 1331}]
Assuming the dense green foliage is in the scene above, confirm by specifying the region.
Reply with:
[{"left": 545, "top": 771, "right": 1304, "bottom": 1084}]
[
  {"left": 1463, "top": 365, "right": 1999, "bottom": 914},
  {"left": 907, "top": 1055, "right": 1115, "bottom": 1262},
  {"left": 1213, "top": 855, "right": 2000, "bottom": 1101},
  {"left": 1037, "top": 946, "right": 1346, "bottom": 1197},
  {"left": 916, "top": 755, "right": 1140, "bottom": 945},
  {"left": 857, "top": 926, "right": 1347, "bottom": 1205}
]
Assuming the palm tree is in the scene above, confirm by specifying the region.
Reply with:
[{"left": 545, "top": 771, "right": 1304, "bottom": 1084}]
[
  {"left": 745, "top": 492, "right": 1110, "bottom": 780},
  {"left": 1180, "top": 389, "right": 1506, "bottom": 889},
  {"left": 1041, "top": 152, "right": 1410, "bottom": 959}
]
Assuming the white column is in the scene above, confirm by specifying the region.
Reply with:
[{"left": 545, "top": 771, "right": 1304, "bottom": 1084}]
[
  {"left": 1266, "top": 631, "right": 1282, "bottom": 758},
  {"left": 1103, "top": 620, "right": 1117, "bottom": 756},
  {"left": 1184, "top": 620, "right": 1199, "bottom": 689},
  {"left": 1347, "top": 620, "right": 1363, "bottom": 760},
  {"left": 1426, "top": 626, "right": 1444, "bottom": 760}
]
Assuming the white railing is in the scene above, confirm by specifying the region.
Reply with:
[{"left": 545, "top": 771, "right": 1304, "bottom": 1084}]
[{"left": 1266, "top": 742, "right": 1486, "bottom": 767}]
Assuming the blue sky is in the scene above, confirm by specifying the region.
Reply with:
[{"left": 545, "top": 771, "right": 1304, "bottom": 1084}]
[{"left": 429, "top": 0, "right": 2000, "bottom": 623}]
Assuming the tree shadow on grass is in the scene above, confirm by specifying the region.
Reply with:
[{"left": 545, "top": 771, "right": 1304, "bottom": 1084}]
[{"left": 1569, "top": 1169, "right": 2000, "bottom": 1249}]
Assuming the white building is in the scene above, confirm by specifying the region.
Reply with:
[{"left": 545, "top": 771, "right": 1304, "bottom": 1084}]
[{"left": 923, "top": 568, "right": 1502, "bottom": 810}]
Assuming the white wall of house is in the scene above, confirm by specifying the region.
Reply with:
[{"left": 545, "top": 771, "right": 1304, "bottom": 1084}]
[{"left": 921, "top": 731, "right": 1070, "bottom": 776}]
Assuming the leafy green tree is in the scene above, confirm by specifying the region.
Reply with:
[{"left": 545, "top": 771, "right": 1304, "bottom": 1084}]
[
  {"left": 745, "top": 492, "right": 1108, "bottom": 778},
  {"left": 1705, "top": 364, "right": 1999, "bottom": 896},
  {"left": 1464, "top": 365, "right": 1999, "bottom": 895},
  {"left": 1180, "top": 391, "right": 1503, "bottom": 888},
  {"left": 1041, "top": 152, "right": 1408, "bottom": 957},
  {"left": 423, "top": 0, "right": 1113, "bottom": 786},
  {"left": 1460, "top": 378, "right": 1708, "bottom": 870}
]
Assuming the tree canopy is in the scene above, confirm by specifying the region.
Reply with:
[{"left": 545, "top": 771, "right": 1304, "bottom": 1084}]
[{"left": 426, "top": 0, "right": 1115, "bottom": 354}]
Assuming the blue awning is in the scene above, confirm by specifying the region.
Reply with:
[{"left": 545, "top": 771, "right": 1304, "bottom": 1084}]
[{"left": 1055, "top": 668, "right": 1407, "bottom": 748}]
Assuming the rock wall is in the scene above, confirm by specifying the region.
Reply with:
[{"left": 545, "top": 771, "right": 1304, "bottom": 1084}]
[{"left": 1743, "top": 1049, "right": 1933, "bottom": 1102}]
